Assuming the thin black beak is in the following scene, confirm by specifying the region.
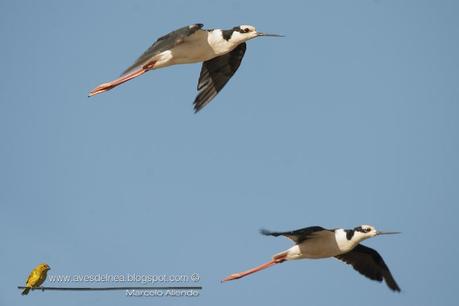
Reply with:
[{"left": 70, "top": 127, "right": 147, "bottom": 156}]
[
  {"left": 376, "top": 231, "right": 401, "bottom": 235},
  {"left": 257, "top": 32, "right": 285, "bottom": 37}
]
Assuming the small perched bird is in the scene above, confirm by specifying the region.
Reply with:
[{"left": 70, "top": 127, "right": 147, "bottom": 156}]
[
  {"left": 22, "top": 263, "right": 51, "bottom": 295},
  {"left": 89, "top": 23, "right": 283, "bottom": 112},
  {"left": 223, "top": 225, "right": 401, "bottom": 292}
]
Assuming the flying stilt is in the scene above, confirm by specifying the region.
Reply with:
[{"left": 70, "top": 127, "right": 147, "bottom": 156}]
[
  {"left": 223, "top": 225, "right": 401, "bottom": 292},
  {"left": 89, "top": 23, "right": 283, "bottom": 112}
]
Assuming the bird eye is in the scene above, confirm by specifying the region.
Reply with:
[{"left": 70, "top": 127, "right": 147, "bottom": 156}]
[{"left": 243, "top": 28, "right": 250, "bottom": 33}]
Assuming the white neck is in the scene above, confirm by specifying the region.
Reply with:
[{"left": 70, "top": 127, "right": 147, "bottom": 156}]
[
  {"left": 207, "top": 30, "right": 244, "bottom": 55},
  {"left": 334, "top": 229, "right": 365, "bottom": 253}
]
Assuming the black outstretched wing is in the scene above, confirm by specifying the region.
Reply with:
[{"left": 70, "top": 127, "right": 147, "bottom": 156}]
[
  {"left": 260, "top": 226, "right": 330, "bottom": 244},
  {"left": 122, "top": 23, "right": 204, "bottom": 75},
  {"left": 193, "top": 42, "right": 246, "bottom": 112},
  {"left": 335, "top": 244, "right": 401, "bottom": 292}
]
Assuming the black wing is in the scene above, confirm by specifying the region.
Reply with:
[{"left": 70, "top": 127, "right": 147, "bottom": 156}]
[
  {"left": 260, "top": 226, "right": 330, "bottom": 244},
  {"left": 122, "top": 23, "right": 204, "bottom": 75},
  {"left": 335, "top": 244, "right": 401, "bottom": 292},
  {"left": 193, "top": 42, "right": 246, "bottom": 112}
]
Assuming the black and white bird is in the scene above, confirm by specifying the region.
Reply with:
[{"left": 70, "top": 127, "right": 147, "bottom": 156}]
[
  {"left": 89, "top": 23, "right": 283, "bottom": 112},
  {"left": 223, "top": 225, "right": 401, "bottom": 292}
]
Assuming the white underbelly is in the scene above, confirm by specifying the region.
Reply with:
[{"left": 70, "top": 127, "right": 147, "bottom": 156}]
[
  {"left": 169, "top": 43, "right": 218, "bottom": 64},
  {"left": 151, "top": 44, "right": 218, "bottom": 69},
  {"left": 286, "top": 240, "right": 343, "bottom": 260},
  {"left": 151, "top": 30, "right": 236, "bottom": 68}
]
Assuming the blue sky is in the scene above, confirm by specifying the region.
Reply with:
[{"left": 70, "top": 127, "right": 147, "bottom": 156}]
[{"left": 1, "top": 0, "right": 458, "bottom": 305}]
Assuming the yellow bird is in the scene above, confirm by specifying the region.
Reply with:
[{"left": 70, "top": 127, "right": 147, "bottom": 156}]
[{"left": 22, "top": 263, "right": 51, "bottom": 295}]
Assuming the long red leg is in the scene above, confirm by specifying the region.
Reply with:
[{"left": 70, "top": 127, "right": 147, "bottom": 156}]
[
  {"left": 88, "top": 61, "right": 156, "bottom": 97},
  {"left": 222, "top": 255, "right": 286, "bottom": 282}
]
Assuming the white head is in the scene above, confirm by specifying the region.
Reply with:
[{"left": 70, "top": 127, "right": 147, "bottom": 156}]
[
  {"left": 228, "top": 25, "right": 283, "bottom": 44},
  {"left": 352, "top": 225, "right": 400, "bottom": 243}
]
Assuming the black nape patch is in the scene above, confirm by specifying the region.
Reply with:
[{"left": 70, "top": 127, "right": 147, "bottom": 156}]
[
  {"left": 221, "top": 29, "right": 235, "bottom": 41},
  {"left": 345, "top": 229, "right": 355, "bottom": 240}
]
